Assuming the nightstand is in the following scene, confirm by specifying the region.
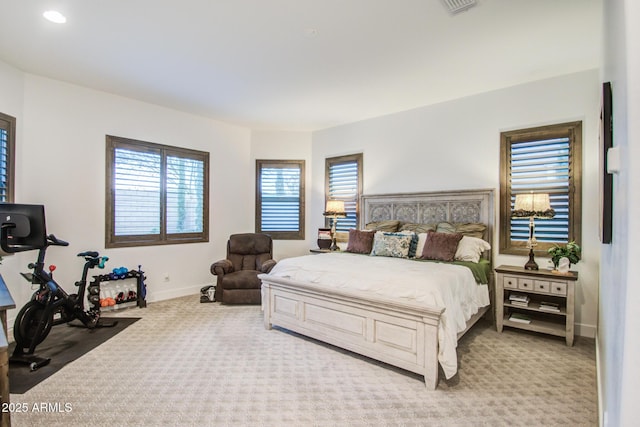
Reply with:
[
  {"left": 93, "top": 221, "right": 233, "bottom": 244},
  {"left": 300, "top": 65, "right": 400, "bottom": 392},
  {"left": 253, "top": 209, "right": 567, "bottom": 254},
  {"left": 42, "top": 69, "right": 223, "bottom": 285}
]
[{"left": 495, "top": 265, "right": 578, "bottom": 346}]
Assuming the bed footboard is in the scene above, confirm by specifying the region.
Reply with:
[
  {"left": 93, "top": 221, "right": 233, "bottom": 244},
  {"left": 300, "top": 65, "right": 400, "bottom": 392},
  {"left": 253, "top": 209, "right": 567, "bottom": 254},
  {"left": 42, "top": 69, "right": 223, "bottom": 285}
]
[{"left": 260, "top": 275, "right": 445, "bottom": 389}]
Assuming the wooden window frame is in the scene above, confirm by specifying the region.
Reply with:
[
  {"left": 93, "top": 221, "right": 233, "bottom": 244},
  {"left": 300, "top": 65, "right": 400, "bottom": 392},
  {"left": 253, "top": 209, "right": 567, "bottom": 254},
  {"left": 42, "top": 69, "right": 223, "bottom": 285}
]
[
  {"left": 105, "top": 135, "right": 209, "bottom": 248},
  {"left": 499, "top": 121, "right": 582, "bottom": 256},
  {"left": 325, "top": 153, "right": 363, "bottom": 241},
  {"left": 0, "top": 112, "right": 16, "bottom": 203},
  {"left": 255, "top": 159, "right": 305, "bottom": 240}
]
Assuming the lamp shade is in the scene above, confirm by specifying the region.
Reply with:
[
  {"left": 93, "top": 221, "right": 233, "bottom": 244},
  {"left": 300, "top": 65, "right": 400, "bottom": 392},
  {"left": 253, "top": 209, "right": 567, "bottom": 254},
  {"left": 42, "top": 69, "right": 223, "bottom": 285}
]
[
  {"left": 323, "top": 200, "right": 346, "bottom": 217},
  {"left": 512, "top": 193, "right": 555, "bottom": 218}
]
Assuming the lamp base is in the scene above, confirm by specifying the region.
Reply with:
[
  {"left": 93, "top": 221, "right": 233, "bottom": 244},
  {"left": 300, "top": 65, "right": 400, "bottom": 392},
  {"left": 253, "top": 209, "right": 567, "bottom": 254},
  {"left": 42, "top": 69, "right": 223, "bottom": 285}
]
[
  {"left": 524, "top": 248, "right": 539, "bottom": 270},
  {"left": 330, "top": 237, "right": 340, "bottom": 251}
]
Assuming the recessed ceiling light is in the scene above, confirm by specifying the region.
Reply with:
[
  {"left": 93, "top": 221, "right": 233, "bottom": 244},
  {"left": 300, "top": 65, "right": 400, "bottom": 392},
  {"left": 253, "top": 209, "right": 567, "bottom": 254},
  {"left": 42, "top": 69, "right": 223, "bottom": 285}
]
[{"left": 43, "top": 10, "right": 67, "bottom": 24}]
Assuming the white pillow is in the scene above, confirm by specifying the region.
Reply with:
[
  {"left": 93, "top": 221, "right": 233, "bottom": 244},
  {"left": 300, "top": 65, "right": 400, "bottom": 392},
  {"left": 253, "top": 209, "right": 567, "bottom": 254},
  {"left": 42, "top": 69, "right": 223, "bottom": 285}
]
[
  {"left": 414, "top": 233, "right": 428, "bottom": 258},
  {"left": 454, "top": 236, "right": 491, "bottom": 263}
]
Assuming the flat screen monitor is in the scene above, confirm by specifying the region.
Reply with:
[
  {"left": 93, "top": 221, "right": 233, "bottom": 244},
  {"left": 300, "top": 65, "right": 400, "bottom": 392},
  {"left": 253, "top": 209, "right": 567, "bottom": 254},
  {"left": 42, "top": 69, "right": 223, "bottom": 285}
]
[{"left": 0, "top": 203, "right": 47, "bottom": 252}]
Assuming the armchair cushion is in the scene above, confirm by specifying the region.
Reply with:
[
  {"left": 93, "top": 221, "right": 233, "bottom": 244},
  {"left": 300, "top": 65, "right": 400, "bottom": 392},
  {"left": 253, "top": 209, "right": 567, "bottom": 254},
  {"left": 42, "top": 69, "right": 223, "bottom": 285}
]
[
  {"left": 220, "top": 270, "right": 263, "bottom": 290},
  {"left": 261, "top": 259, "right": 277, "bottom": 274},
  {"left": 211, "top": 259, "right": 234, "bottom": 276}
]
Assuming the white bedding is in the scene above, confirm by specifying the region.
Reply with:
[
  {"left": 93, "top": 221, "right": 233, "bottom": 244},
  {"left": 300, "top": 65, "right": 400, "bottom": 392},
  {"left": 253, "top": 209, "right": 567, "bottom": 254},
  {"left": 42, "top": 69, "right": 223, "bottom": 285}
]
[{"left": 265, "top": 252, "right": 490, "bottom": 378}]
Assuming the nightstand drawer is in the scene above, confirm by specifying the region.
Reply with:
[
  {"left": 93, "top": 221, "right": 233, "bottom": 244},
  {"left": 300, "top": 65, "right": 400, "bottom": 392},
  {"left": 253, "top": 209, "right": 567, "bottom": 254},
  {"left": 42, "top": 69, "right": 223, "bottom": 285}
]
[
  {"left": 534, "top": 280, "right": 550, "bottom": 293},
  {"left": 550, "top": 281, "right": 567, "bottom": 295},
  {"left": 517, "top": 278, "right": 534, "bottom": 291},
  {"left": 503, "top": 276, "right": 518, "bottom": 289}
]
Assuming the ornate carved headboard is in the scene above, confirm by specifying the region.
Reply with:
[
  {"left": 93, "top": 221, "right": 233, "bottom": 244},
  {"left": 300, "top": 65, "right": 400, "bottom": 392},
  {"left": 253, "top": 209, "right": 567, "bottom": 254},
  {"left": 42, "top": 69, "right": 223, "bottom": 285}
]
[{"left": 360, "top": 189, "right": 495, "bottom": 261}]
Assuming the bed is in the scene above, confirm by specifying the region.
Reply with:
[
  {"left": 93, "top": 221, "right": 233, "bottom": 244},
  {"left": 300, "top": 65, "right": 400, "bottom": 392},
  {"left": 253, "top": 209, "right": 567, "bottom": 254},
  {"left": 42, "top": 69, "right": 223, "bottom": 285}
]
[{"left": 260, "top": 189, "right": 494, "bottom": 389}]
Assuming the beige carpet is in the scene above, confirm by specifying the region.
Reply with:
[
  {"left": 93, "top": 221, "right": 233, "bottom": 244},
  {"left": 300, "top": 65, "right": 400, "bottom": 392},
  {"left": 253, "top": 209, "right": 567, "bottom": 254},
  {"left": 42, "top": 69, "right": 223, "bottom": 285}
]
[{"left": 9, "top": 295, "right": 597, "bottom": 426}]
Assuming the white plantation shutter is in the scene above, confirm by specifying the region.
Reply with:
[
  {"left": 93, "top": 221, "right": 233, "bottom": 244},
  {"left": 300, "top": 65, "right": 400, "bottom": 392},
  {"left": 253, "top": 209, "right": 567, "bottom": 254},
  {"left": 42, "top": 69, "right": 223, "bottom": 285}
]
[
  {"left": 0, "top": 127, "right": 8, "bottom": 202},
  {"left": 107, "top": 136, "right": 209, "bottom": 247},
  {"left": 0, "top": 113, "right": 15, "bottom": 203},
  {"left": 114, "top": 148, "right": 162, "bottom": 236},
  {"left": 326, "top": 154, "right": 362, "bottom": 232},
  {"left": 256, "top": 160, "right": 305, "bottom": 239},
  {"left": 510, "top": 137, "right": 571, "bottom": 243},
  {"left": 166, "top": 156, "right": 205, "bottom": 234}
]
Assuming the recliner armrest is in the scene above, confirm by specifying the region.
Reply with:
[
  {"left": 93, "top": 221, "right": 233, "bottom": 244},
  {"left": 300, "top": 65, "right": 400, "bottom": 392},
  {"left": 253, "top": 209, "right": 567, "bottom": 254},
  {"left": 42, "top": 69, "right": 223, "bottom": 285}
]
[
  {"left": 260, "top": 259, "right": 277, "bottom": 274},
  {"left": 211, "top": 259, "right": 234, "bottom": 276}
]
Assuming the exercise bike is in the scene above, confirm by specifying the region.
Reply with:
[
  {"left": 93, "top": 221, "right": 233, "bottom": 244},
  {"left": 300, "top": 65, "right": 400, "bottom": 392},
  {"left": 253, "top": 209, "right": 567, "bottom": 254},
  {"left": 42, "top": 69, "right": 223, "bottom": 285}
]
[{"left": 0, "top": 203, "right": 119, "bottom": 370}]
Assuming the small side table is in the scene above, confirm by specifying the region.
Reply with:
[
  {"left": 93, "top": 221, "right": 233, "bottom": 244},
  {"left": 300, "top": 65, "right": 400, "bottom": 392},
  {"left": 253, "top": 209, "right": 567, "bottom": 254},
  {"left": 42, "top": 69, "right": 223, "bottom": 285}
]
[{"left": 495, "top": 265, "right": 578, "bottom": 346}]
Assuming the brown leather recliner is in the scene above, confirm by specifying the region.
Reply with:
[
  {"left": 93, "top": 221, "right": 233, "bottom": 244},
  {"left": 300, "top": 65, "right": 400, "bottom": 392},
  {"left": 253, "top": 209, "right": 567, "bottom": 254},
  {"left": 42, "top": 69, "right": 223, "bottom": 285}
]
[{"left": 210, "top": 233, "right": 277, "bottom": 304}]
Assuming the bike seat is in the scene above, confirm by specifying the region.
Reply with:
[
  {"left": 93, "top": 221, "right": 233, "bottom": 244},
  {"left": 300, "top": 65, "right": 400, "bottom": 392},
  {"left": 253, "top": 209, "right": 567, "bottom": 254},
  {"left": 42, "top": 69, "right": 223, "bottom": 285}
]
[
  {"left": 77, "top": 251, "right": 99, "bottom": 258},
  {"left": 47, "top": 234, "right": 69, "bottom": 246}
]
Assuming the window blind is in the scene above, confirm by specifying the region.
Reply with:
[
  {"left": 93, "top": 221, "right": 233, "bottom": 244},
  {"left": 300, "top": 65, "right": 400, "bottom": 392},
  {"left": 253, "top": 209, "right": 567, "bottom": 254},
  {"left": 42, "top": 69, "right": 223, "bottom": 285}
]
[
  {"left": 328, "top": 160, "right": 358, "bottom": 232},
  {"left": 0, "top": 127, "right": 8, "bottom": 202},
  {"left": 166, "top": 156, "right": 205, "bottom": 234},
  {"left": 259, "top": 166, "right": 301, "bottom": 232},
  {"left": 510, "top": 137, "right": 570, "bottom": 243},
  {"left": 113, "top": 148, "right": 162, "bottom": 236}
]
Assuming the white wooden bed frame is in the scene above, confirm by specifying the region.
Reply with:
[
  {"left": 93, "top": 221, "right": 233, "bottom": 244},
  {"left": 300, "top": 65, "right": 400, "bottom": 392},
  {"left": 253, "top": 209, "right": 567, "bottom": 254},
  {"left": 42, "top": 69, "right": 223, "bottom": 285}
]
[{"left": 260, "top": 189, "right": 494, "bottom": 389}]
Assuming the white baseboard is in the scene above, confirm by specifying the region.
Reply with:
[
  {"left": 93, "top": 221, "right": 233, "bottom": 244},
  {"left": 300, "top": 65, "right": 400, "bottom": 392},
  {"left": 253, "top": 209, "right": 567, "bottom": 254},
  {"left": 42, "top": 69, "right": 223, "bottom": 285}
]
[
  {"left": 146, "top": 283, "right": 210, "bottom": 303},
  {"left": 575, "top": 322, "right": 597, "bottom": 339}
]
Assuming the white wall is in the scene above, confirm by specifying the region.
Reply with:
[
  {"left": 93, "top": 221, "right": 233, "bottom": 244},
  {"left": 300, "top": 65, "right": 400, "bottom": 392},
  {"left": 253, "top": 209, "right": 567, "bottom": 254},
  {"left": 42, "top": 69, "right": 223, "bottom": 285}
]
[
  {"left": 600, "top": 0, "right": 640, "bottom": 425},
  {"left": 312, "top": 70, "right": 601, "bottom": 338},
  {"left": 0, "top": 65, "right": 254, "bottom": 322},
  {"left": 250, "top": 130, "right": 312, "bottom": 260}
]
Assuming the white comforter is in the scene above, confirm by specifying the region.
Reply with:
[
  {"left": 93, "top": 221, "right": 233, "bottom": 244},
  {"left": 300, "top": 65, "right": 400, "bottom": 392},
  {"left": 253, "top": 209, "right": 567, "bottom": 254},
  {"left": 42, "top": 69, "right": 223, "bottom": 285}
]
[{"left": 265, "top": 252, "right": 490, "bottom": 379}]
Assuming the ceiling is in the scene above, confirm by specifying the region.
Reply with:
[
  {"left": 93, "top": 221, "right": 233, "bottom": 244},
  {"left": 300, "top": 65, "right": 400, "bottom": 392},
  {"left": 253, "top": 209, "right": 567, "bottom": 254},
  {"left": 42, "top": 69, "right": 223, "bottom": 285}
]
[{"left": 0, "top": 0, "right": 602, "bottom": 131}]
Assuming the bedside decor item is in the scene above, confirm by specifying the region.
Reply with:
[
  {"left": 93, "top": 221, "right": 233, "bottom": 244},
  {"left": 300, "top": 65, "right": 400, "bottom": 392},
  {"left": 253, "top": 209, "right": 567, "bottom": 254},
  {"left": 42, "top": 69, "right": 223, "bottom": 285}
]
[
  {"left": 323, "top": 200, "right": 346, "bottom": 251},
  {"left": 548, "top": 241, "right": 581, "bottom": 271},
  {"left": 317, "top": 228, "right": 332, "bottom": 249},
  {"left": 512, "top": 193, "right": 555, "bottom": 270}
]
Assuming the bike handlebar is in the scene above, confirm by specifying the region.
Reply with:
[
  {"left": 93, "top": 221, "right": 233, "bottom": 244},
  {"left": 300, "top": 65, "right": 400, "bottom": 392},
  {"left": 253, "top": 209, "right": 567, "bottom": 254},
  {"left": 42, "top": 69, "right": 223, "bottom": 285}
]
[{"left": 98, "top": 256, "right": 109, "bottom": 269}]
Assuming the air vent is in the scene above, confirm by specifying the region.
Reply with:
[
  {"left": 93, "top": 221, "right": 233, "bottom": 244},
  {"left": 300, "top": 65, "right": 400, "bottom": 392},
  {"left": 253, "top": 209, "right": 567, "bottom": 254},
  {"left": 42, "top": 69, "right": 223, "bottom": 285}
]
[{"left": 442, "top": 0, "right": 477, "bottom": 14}]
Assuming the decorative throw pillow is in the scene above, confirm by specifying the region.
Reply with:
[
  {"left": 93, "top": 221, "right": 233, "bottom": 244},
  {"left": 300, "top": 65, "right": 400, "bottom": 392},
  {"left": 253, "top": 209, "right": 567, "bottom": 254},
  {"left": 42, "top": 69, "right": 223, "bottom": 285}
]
[
  {"left": 397, "top": 230, "right": 419, "bottom": 258},
  {"left": 370, "top": 232, "right": 413, "bottom": 258},
  {"left": 414, "top": 233, "right": 428, "bottom": 258},
  {"left": 420, "top": 231, "right": 464, "bottom": 262},
  {"left": 454, "top": 236, "right": 491, "bottom": 263},
  {"left": 436, "top": 222, "right": 487, "bottom": 239},
  {"left": 364, "top": 220, "right": 401, "bottom": 232},
  {"left": 346, "top": 229, "right": 376, "bottom": 254},
  {"left": 399, "top": 222, "right": 437, "bottom": 234}
]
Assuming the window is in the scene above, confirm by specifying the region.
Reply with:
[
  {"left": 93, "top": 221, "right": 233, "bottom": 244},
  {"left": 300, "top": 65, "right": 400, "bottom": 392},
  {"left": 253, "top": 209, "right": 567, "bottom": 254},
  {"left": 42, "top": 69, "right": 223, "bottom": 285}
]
[
  {"left": 0, "top": 112, "right": 15, "bottom": 203},
  {"left": 325, "top": 153, "right": 363, "bottom": 236},
  {"left": 499, "top": 122, "right": 582, "bottom": 255},
  {"left": 255, "top": 159, "right": 305, "bottom": 240},
  {"left": 106, "top": 135, "right": 209, "bottom": 248}
]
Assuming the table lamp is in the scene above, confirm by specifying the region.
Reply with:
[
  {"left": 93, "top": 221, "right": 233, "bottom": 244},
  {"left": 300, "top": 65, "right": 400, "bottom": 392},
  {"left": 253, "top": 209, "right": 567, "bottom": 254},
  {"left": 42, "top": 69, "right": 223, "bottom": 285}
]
[
  {"left": 512, "top": 193, "right": 555, "bottom": 270},
  {"left": 323, "top": 200, "right": 346, "bottom": 251}
]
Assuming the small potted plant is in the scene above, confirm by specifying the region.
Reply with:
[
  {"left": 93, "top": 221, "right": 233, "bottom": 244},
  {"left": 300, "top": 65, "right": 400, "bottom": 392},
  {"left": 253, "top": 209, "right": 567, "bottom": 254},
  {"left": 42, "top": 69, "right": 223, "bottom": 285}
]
[{"left": 548, "top": 241, "right": 581, "bottom": 271}]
